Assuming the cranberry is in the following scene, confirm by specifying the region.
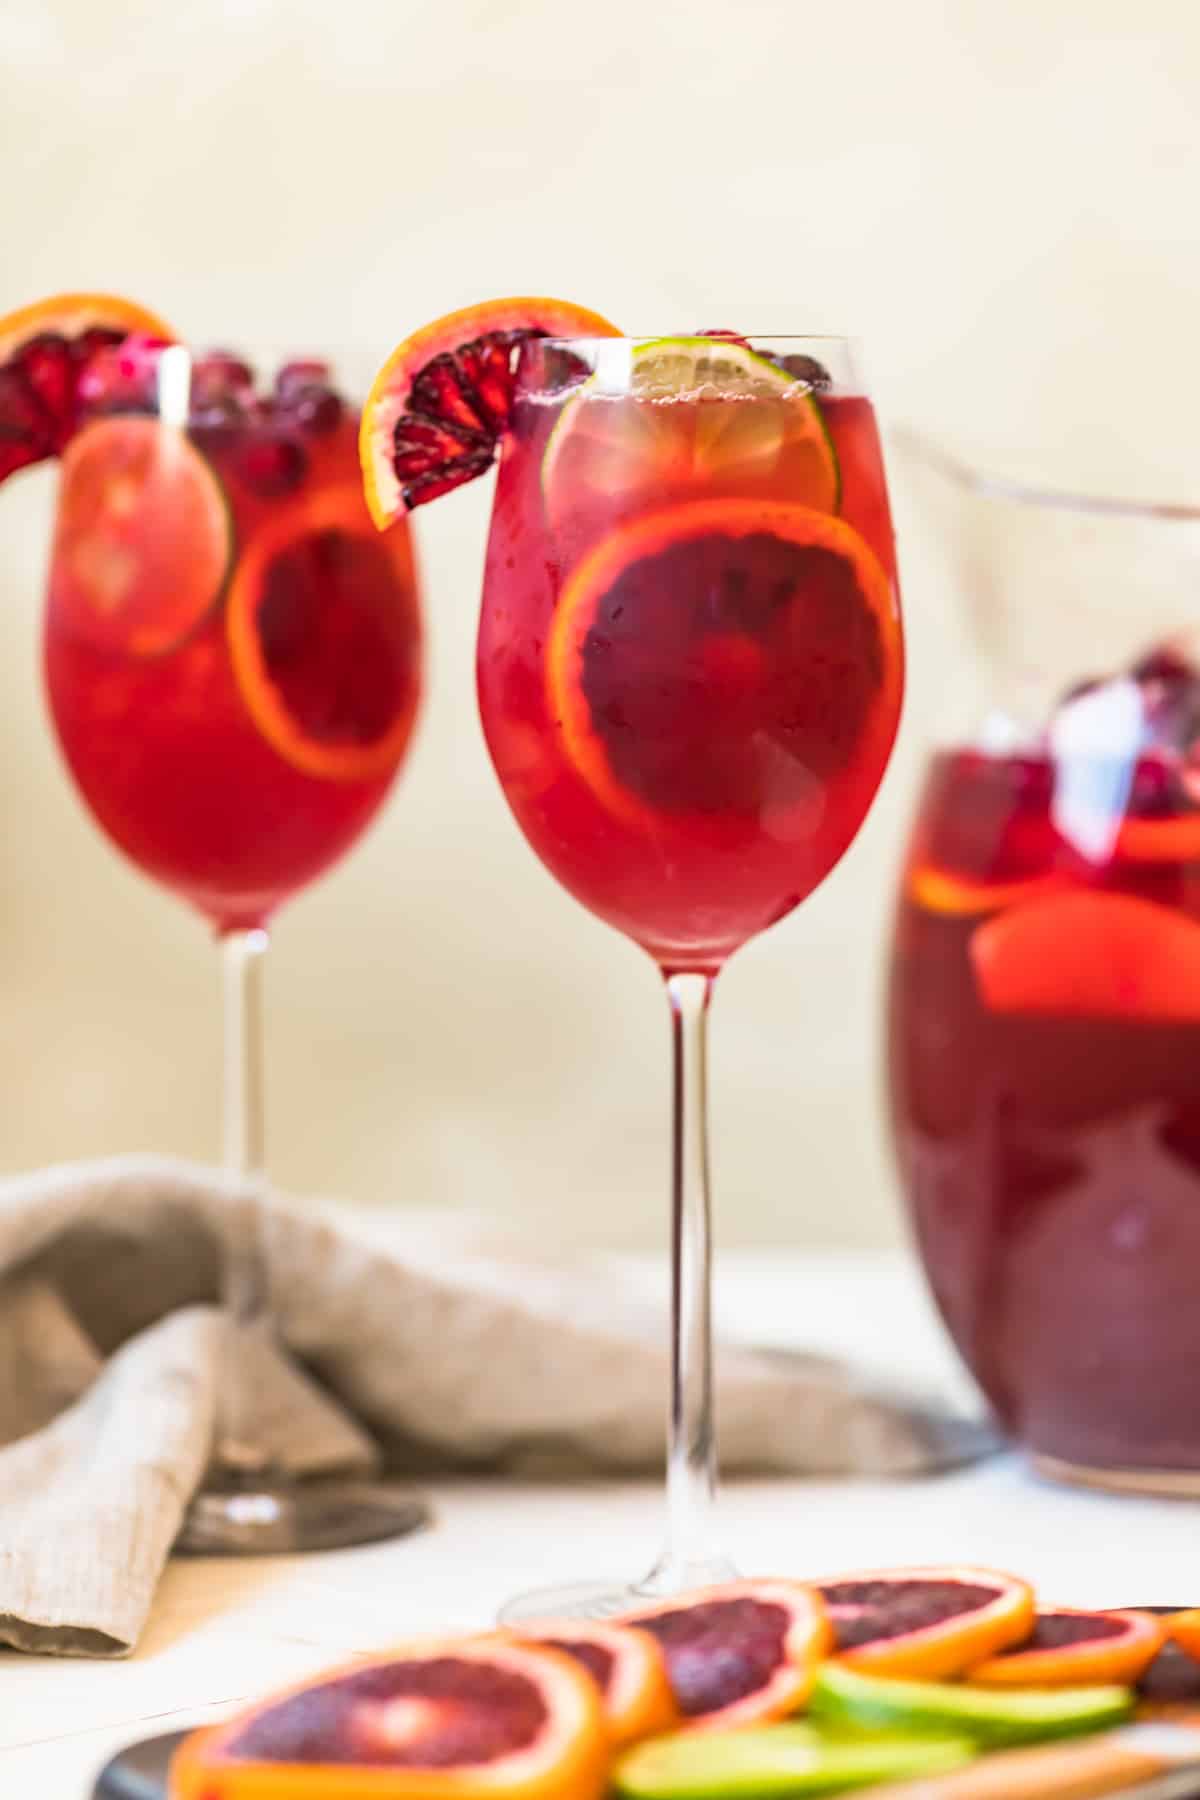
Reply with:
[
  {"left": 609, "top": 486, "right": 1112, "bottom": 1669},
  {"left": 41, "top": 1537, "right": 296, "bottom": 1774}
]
[
  {"left": 275, "top": 359, "right": 332, "bottom": 398},
  {"left": 192, "top": 351, "right": 255, "bottom": 414},
  {"left": 238, "top": 432, "right": 308, "bottom": 497}
]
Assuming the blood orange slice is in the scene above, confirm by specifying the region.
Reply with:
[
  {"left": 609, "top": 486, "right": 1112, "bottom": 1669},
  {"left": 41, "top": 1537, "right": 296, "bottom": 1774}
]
[
  {"left": 968, "top": 1608, "right": 1166, "bottom": 1687},
  {"left": 169, "top": 1639, "right": 609, "bottom": 1800},
  {"left": 545, "top": 498, "right": 899, "bottom": 833},
  {"left": 512, "top": 1621, "right": 677, "bottom": 1745},
  {"left": 227, "top": 482, "right": 421, "bottom": 782},
  {"left": 541, "top": 337, "right": 839, "bottom": 532},
  {"left": 620, "top": 1581, "right": 830, "bottom": 1733},
  {"left": 0, "top": 291, "right": 173, "bottom": 483},
  {"left": 360, "top": 297, "right": 620, "bottom": 526},
  {"left": 907, "top": 863, "right": 1067, "bottom": 918},
  {"left": 48, "top": 414, "right": 232, "bottom": 656},
  {"left": 1166, "top": 1610, "right": 1200, "bottom": 1665},
  {"left": 816, "top": 1567, "right": 1034, "bottom": 1680},
  {"left": 970, "top": 891, "right": 1200, "bottom": 1020}
]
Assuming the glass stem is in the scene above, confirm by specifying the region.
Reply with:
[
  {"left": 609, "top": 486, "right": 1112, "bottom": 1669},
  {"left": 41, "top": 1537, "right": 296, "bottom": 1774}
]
[
  {"left": 215, "top": 926, "right": 271, "bottom": 1477},
  {"left": 643, "top": 972, "right": 736, "bottom": 1594}
]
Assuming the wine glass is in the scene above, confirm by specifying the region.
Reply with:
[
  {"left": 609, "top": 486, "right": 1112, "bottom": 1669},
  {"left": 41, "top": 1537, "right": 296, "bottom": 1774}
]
[
  {"left": 477, "top": 334, "right": 904, "bottom": 1617},
  {"left": 44, "top": 340, "right": 429, "bottom": 1553}
]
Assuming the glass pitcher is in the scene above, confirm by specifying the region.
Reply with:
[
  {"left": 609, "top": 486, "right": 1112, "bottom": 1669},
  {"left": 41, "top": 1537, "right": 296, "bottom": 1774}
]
[{"left": 887, "top": 433, "right": 1200, "bottom": 1494}]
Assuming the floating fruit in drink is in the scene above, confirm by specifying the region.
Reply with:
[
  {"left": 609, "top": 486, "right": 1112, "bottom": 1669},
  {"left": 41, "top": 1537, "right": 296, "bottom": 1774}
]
[
  {"left": 0, "top": 291, "right": 174, "bottom": 482},
  {"left": 510, "top": 1621, "right": 677, "bottom": 1746},
  {"left": 968, "top": 1608, "right": 1166, "bottom": 1687},
  {"left": 620, "top": 1581, "right": 831, "bottom": 1732},
  {"left": 611, "top": 1723, "right": 974, "bottom": 1799},
  {"left": 540, "top": 336, "right": 839, "bottom": 535},
  {"left": 50, "top": 415, "right": 232, "bottom": 656},
  {"left": 970, "top": 891, "right": 1200, "bottom": 1020},
  {"left": 360, "top": 297, "right": 621, "bottom": 525},
  {"left": 810, "top": 1660, "right": 1134, "bottom": 1747},
  {"left": 169, "top": 1639, "right": 610, "bottom": 1800},
  {"left": 905, "top": 863, "right": 1067, "bottom": 917},
  {"left": 815, "top": 1567, "right": 1035, "bottom": 1680},
  {"left": 544, "top": 498, "right": 899, "bottom": 838}
]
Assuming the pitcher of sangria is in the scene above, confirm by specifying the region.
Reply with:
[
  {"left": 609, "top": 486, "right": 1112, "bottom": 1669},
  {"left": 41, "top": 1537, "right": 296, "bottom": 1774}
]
[{"left": 888, "top": 435, "right": 1200, "bottom": 1492}]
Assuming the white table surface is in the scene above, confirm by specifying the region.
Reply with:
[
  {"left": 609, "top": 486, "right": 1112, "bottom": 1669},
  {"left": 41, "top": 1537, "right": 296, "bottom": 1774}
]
[{"left": 2, "top": 1246, "right": 1193, "bottom": 1795}]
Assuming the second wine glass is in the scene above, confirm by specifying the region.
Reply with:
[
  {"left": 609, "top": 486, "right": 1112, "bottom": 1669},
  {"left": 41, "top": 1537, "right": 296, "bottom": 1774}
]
[
  {"left": 477, "top": 334, "right": 904, "bottom": 1618},
  {"left": 44, "top": 340, "right": 428, "bottom": 1553}
]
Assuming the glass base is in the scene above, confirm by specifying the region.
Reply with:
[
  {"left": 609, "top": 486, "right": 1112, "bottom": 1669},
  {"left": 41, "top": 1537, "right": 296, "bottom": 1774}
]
[
  {"left": 174, "top": 1473, "right": 432, "bottom": 1555},
  {"left": 498, "top": 1553, "right": 739, "bottom": 1624},
  {"left": 1033, "top": 1451, "right": 1200, "bottom": 1499}
]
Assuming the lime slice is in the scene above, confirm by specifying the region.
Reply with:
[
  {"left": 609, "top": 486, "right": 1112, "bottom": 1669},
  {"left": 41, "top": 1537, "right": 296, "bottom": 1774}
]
[
  {"left": 613, "top": 1723, "right": 975, "bottom": 1799},
  {"left": 811, "top": 1661, "right": 1134, "bottom": 1747},
  {"left": 542, "top": 335, "right": 840, "bottom": 525}
]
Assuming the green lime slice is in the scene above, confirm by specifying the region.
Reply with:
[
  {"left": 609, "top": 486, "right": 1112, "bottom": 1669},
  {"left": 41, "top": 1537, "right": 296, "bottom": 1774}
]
[
  {"left": 541, "top": 335, "right": 839, "bottom": 522},
  {"left": 612, "top": 1723, "right": 975, "bottom": 1799},
  {"left": 811, "top": 1662, "right": 1135, "bottom": 1747}
]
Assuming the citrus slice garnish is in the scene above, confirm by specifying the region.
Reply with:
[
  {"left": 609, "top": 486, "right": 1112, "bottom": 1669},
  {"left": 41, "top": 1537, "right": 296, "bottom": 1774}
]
[
  {"left": 169, "top": 1638, "right": 610, "bottom": 1800},
  {"left": 970, "top": 891, "right": 1200, "bottom": 1020},
  {"left": 620, "top": 1581, "right": 831, "bottom": 1733},
  {"left": 227, "top": 481, "right": 421, "bottom": 782},
  {"left": 968, "top": 1608, "right": 1166, "bottom": 1687},
  {"left": 810, "top": 1660, "right": 1134, "bottom": 1748},
  {"left": 512, "top": 1622, "right": 677, "bottom": 1747},
  {"left": 48, "top": 415, "right": 232, "bottom": 657},
  {"left": 816, "top": 1566, "right": 1035, "bottom": 1680},
  {"left": 545, "top": 498, "right": 899, "bottom": 833},
  {"left": 360, "top": 296, "right": 621, "bottom": 527},
  {"left": 1116, "top": 813, "right": 1200, "bottom": 864},
  {"left": 0, "top": 291, "right": 174, "bottom": 483},
  {"left": 542, "top": 336, "right": 839, "bottom": 531},
  {"left": 612, "top": 1724, "right": 974, "bottom": 1799}
]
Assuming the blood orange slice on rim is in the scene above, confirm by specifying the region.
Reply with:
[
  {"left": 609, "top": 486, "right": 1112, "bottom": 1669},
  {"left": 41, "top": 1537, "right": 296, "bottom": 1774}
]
[
  {"left": 227, "top": 482, "right": 421, "bottom": 782},
  {"left": 816, "top": 1566, "right": 1034, "bottom": 1679},
  {"left": 512, "top": 1621, "right": 677, "bottom": 1746},
  {"left": 545, "top": 498, "right": 899, "bottom": 834},
  {"left": 620, "top": 1581, "right": 830, "bottom": 1732},
  {"left": 0, "top": 291, "right": 173, "bottom": 483},
  {"left": 360, "top": 297, "right": 620, "bottom": 526},
  {"left": 169, "top": 1638, "right": 609, "bottom": 1800},
  {"left": 49, "top": 414, "right": 232, "bottom": 656},
  {"left": 968, "top": 1608, "right": 1166, "bottom": 1687},
  {"left": 970, "top": 891, "right": 1200, "bottom": 1020}
]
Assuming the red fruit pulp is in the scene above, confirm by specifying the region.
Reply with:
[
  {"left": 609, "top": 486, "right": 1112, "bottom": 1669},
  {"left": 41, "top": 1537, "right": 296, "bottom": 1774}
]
[
  {"left": 45, "top": 392, "right": 421, "bottom": 932},
  {"left": 889, "top": 744, "right": 1200, "bottom": 1473},
  {"left": 478, "top": 384, "right": 902, "bottom": 972}
]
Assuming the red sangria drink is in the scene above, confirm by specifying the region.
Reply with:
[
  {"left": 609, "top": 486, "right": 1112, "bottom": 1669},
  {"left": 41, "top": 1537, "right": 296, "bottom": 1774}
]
[
  {"left": 360, "top": 310, "right": 904, "bottom": 1615},
  {"left": 479, "top": 338, "right": 902, "bottom": 970},
  {"left": 0, "top": 295, "right": 428, "bottom": 1555},
  {"left": 890, "top": 647, "right": 1200, "bottom": 1486},
  {"left": 45, "top": 349, "right": 421, "bottom": 929}
]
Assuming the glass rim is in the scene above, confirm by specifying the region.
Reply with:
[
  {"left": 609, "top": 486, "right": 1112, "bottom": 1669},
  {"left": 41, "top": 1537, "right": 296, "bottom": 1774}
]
[
  {"left": 535, "top": 332, "right": 860, "bottom": 350},
  {"left": 897, "top": 428, "right": 1200, "bottom": 524}
]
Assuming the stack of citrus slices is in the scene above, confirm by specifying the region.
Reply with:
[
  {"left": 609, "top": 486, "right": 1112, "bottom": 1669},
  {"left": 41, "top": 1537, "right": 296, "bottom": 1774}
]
[{"left": 169, "top": 1566, "right": 1200, "bottom": 1798}]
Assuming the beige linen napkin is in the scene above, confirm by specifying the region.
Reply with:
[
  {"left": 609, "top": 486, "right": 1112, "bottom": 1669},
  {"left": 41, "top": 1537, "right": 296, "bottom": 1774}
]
[{"left": 0, "top": 1155, "right": 994, "bottom": 1657}]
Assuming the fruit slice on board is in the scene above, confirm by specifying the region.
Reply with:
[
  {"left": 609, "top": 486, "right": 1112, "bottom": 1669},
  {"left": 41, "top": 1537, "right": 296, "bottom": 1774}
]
[
  {"left": 620, "top": 1580, "right": 831, "bottom": 1732},
  {"left": 49, "top": 415, "right": 233, "bottom": 656},
  {"left": 541, "top": 336, "right": 839, "bottom": 531},
  {"left": 968, "top": 1608, "right": 1166, "bottom": 1687},
  {"left": 0, "top": 291, "right": 173, "bottom": 483},
  {"left": 360, "top": 297, "right": 620, "bottom": 526},
  {"left": 906, "top": 863, "right": 1067, "bottom": 918},
  {"left": 810, "top": 1660, "right": 1134, "bottom": 1748},
  {"left": 510, "top": 1621, "right": 677, "bottom": 1746},
  {"left": 168, "top": 1638, "right": 609, "bottom": 1800},
  {"left": 815, "top": 1567, "right": 1035, "bottom": 1681},
  {"left": 545, "top": 498, "right": 899, "bottom": 833},
  {"left": 611, "top": 1723, "right": 975, "bottom": 1799},
  {"left": 971, "top": 891, "right": 1200, "bottom": 1021},
  {"left": 227, "top": 481, "right": 421, "bottom": 782}
]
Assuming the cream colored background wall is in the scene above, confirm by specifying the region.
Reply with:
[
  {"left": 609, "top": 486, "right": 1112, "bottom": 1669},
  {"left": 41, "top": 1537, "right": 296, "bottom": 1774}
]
[{"left": 1, "top": 0, "right": 1198, "bottom": 1245}]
